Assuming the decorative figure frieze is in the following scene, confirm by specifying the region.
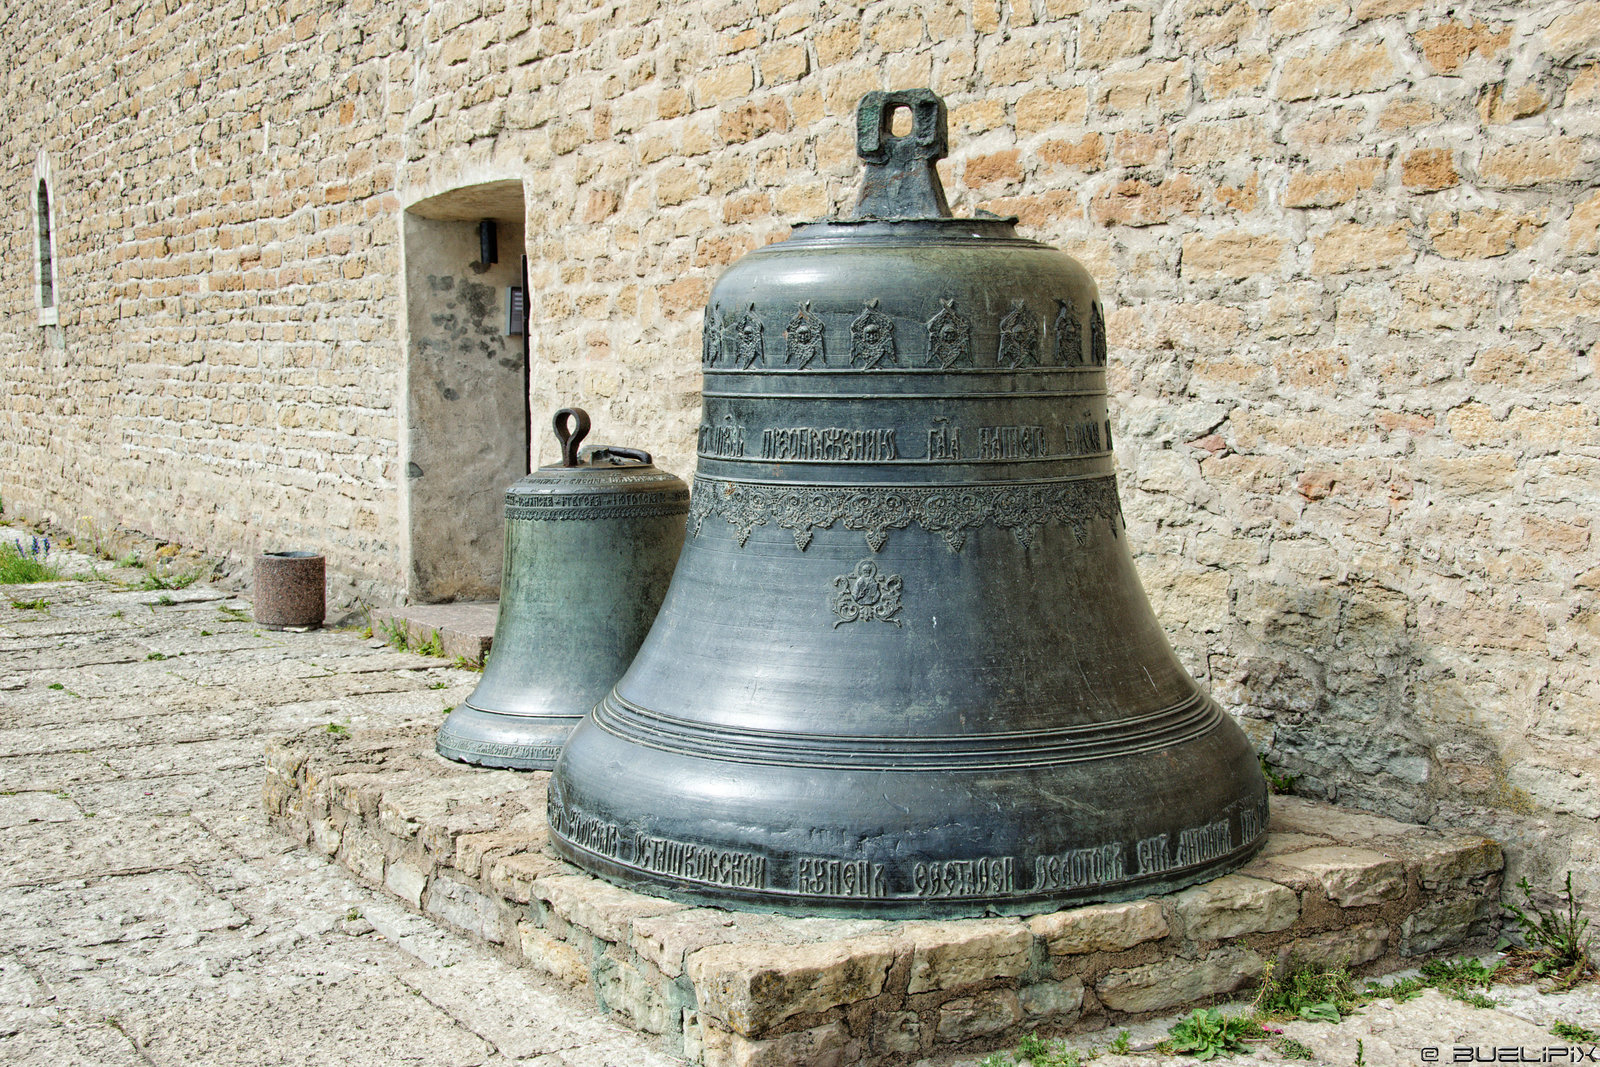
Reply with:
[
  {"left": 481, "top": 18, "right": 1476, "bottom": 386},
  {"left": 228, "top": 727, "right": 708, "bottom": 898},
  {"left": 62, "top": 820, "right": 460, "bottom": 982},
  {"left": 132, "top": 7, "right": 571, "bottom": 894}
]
[{"left": 687, "top": 475, "right": 1125, "bottom": 552}]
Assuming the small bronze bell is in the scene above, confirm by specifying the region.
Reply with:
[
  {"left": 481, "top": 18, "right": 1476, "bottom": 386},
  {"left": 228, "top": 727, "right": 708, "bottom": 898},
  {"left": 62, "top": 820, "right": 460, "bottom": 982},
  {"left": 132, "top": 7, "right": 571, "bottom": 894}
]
[
  {"left": 548, "top": 91, "right": 1267, "bottom": 917},
  {"left": 436, "top": 408, "right": 688, "bottom": 769}
]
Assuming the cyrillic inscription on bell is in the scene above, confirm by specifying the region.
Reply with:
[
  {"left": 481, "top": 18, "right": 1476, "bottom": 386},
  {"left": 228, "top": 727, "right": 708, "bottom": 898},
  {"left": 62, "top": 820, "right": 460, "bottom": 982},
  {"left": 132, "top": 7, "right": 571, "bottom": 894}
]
[{"left": 549, "top": 89, "right": 1269, "bottom": 917}]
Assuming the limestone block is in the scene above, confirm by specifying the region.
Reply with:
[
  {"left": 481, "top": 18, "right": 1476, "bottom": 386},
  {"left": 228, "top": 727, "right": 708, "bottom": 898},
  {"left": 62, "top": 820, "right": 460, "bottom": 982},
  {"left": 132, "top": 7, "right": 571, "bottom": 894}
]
[
  {"left": 1276, "top": 42, "right": 1396, "bottom": 100},
  {"left": 1311, "top": 222, "right": 1413, "bottom": 274},
  {"left": 1413, "top": 838, "right": 1502, "bottom": 891},
  {"left": 727, "top": 1020, "right": 855, "bottom": 1067},
  {"left": 1020, "top": 975, "right": 1085, "bottom": 1021},
  {"left": 1097, "top": 946, "right": 1265, "bottom": 1013},
  {"left": 517, "top": 921, "right": 590, "bottom": 986},
  {"left": 594, "top": 954, "right": 677, "bottom": 1035},
  {"left": 1028, "top": 898, "right": 1169, "bottom": 955},
  {"left": 870, "top": 1010, "right": 922, "bottom": 1056},
  {"left": 1402, "top": 148, "right": 1458, "bottom": 190},
  {"left": 1173, "top": 874, "right": 1300, "bottom": 940},
  {"left": 385, "top": 855, "right": 428, "bottom": 907},
  {"left": 687, "top": 935, "right": 899, "bottom": 1036},
  {"left": 904, "top": 917, "right": 1033, "bottom": 993},
  {"left": 1181, "top": 231, "right": 1287, "bottom": 279},
  {"left": 425, "top": 876, "right": 504, "bottom": 943},
  {"left": 1285, "top": 924, "right": 1391, "bottom": 968},
  {"left": 631, "top": 908, "right": 741, "bottom": 979},
  {"left": 1428, "top": 209, "right": 1543, "bottom": 260},
  {"left": 934, "top": 988, "right": 1023, "bottom": 1042},
  {"left": 484, "top": 850, "right": 563, "bottom": 904},
  {"left": 1015, "top": 87, "right": 1088, "bottom": 133},
  {"left": 532, "top": 873, "right": 684, "bottom": 944},
  {"left": 1479, "top": 137, "right": 1584, "bottom": 189},
  {"left": 1080, "top": 9, "right": 1152, "bottom": 67},
  {"left": 1398, "top": 895, "right": 1491, "bottom": 956},
  {"left": 1262, "top": 846, "right": 1407, "bottom": 907}
]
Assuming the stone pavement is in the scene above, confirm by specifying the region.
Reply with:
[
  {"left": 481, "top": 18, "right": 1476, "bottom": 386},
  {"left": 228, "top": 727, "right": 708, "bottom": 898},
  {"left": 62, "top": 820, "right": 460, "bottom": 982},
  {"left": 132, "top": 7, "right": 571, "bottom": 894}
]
[
  {"left": 0, "top": 533, "right": 686, "bottom": 1067},
  {"left": 1, "top": 530, "right": 1596, "bottom": 1067}
]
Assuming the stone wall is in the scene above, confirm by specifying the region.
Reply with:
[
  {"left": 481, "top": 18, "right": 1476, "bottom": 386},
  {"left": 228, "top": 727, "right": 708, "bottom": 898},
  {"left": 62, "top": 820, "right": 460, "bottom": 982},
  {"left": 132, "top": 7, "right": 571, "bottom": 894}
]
[{"left": 2, "top": 0, "right": 1597, "bottom": 902}]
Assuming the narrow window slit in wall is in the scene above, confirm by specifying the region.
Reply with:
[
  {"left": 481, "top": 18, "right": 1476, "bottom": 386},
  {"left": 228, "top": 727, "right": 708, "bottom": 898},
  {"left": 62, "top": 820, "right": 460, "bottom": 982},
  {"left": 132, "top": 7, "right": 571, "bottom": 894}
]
[{"left": 35, "top": 174, "right": 58, "bottom": 325}]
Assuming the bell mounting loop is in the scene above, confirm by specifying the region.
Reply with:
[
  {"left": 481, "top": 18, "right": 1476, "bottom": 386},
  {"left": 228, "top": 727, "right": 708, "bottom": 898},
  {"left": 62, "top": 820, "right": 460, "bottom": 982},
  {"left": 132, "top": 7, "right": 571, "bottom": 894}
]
[
  {"left": 552, "top": 407, "right": 591, "bottom": 467},
  {"left": 852, "top": 89, "right": 952, "bottom": 221}
]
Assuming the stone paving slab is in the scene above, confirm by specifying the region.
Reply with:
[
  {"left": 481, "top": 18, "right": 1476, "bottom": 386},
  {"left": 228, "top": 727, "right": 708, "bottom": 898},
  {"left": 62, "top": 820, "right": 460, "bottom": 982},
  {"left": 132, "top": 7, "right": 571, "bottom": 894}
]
[{"left": 267, "top": 720, "right": 1508, "bottom": 1067}]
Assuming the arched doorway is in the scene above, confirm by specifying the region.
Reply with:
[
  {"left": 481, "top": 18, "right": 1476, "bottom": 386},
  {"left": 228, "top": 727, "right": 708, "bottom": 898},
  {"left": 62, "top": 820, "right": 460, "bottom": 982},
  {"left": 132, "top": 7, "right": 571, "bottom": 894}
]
[{"left": 400, "top": 179, "right": 528, "bottom": 602}]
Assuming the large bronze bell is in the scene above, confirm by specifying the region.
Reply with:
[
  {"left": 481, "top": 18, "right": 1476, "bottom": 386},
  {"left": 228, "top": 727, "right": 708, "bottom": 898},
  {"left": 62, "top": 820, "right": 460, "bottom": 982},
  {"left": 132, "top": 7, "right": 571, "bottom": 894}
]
[
  {"left": 549, "top": 90, "right": 1268, "bottom": 917},
  {"left": 436, "top": 408, "right": 688, "bottom": 769}
]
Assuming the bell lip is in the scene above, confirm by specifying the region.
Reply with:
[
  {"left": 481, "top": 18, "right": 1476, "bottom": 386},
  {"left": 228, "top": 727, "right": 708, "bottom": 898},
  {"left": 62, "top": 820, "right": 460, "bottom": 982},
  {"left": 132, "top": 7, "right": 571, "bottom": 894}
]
[
  {"left": 436, "top": 701, "right": 575, "bottom": 770},
  {"left": 548, "top": 829, "right": 1270, "bottom": 920}
]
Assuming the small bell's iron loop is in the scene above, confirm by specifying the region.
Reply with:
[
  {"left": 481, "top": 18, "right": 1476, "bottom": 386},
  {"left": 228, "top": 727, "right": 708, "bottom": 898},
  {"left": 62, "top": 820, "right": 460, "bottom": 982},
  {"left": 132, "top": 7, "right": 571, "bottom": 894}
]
[
  {"left": 435, "top": 406, "right": 687, "bottom": 770},
  {"left": 549, "top": 90, "right": 1267, "bottom": 916},
  {"left": 553, "top": 407, "right": 591, "bottom": 467}
]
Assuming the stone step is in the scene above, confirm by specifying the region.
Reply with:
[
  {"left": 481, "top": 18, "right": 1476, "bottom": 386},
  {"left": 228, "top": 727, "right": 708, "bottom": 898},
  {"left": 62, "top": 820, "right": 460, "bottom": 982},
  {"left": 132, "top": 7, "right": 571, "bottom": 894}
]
[
  {"left": 264, "top": 724, "right": 1504, "bottom": 1067},
  {"left": 370, "top": 602, "right": 497, "bottom": 664}
]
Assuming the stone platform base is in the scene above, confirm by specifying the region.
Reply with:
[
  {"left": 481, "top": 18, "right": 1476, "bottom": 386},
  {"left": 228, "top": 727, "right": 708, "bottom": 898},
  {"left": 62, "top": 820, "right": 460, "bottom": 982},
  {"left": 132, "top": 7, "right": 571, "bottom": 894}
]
[{"left": 264, "top": 725, "right": 1503, "bottom": 1067}]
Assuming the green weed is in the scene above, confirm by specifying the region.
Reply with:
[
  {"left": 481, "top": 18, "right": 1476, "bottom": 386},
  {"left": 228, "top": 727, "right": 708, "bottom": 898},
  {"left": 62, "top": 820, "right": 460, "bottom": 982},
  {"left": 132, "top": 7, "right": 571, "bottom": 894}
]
[
  {"left": 146, "top": 652, "right": 169, "bottom": 661},
  {"left": 138, "top": 567, "right": 202, "bottom": 591},
  {"left": 1552, "top": 1021, "right": 1600, "bottom": 1043},
  {"left": 10, "top": 597, "right": 48, "bottom": 610},
  {"left": 0, "top": 539, "right": 60, "bottom": 584},
  {"left": 1275, "top": 1037, "right": 1315, "bottom": 1060},
  {"left": 48, "top": 682, "right": 64, "bottom": 690},
  {"left": 1255, "top": 959, "right": 1362, "bottom": 1022},
  {"left": 324, "top": 722, "right": 350, "bottom": 737},
  {"left": 1258, "top": 752, "right": 1298, "bottom": 795},
  {"left": 414, "top": 630, "right": 444, "bottom": 657},
  {"left": 978, "top": 1031, "right": 1083, "bottom": 1067},
  {"left": 1166, "top": 1008, "right": 1264, "bottom": 1060},
  {"left": 1418, "top": 957, "right": 1501, "bottom": 1005},
  {"left": 216, "top": 604, "right": 252, "bottom": 622},
  {"left": 378, "top": 617, "right": 410, "bottom": 651},
  {"left": 1504, "top": 872, "right": 1595, "bottom": 988}
]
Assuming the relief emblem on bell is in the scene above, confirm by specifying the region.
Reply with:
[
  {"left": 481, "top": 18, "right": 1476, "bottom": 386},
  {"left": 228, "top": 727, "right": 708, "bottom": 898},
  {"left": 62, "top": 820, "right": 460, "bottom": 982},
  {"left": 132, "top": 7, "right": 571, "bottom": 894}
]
[
  {"left": 926, "top": 299, "right": 972, "bottom": 368},
  {"left": 850, "top": 298, "right": 897, "bottom": 368},
  {"left": 1055, "top": 298, "right": 1084, "bottom": 366},
  {"left": 830, "top": 559, "right": 904, "bottom": 628},
  {"left": 784, "top": 301, "right": 826, "bottom": 368},
  {"left": 548, "top": 88, "right": 1269, "bottom": 918},
  {"left": 732, "top": 303, "right": 764, "bottom": 367}
]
